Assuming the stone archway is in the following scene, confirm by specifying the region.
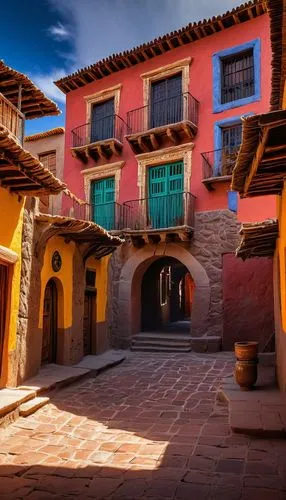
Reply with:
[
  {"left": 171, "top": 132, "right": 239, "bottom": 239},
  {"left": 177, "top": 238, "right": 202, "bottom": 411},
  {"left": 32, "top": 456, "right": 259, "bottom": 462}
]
[{"left": 117, "top": 243, "right": 210, "bottom": 346}]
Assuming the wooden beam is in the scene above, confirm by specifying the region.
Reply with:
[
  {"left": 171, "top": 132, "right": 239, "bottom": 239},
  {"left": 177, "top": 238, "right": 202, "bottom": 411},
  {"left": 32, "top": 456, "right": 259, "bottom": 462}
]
[
  {"left": 166, "top": 127, "right": 178, "bottom": 144},
  {"left": 150, "top": 133, "right": 159, "bottom": 150},
  {"left": 247, "top": 7, "right": 254, "bottom": 19},
  {"left": 261, "top": 153, "right": 286, "bottom": 163},
  {"left": 182, "top": 123, "right": 193, "bottom": 138},
  {"left": 243, "top": 127, "right": 270, "bottom": 196},
  {"left": 96, "top": 144, "right": 108, "bottom": 160},
  {"left": 232, "top": 14, "right": 240, "bottom": 24},
  {"left": 265, "top": 144, "right": 286, "bottom": 153},
  {"left": 138, "top": 136, "right": 150, "bottom": 153},
  {"left": 217, "top": 19, "right": 225, "bottom": 30}
]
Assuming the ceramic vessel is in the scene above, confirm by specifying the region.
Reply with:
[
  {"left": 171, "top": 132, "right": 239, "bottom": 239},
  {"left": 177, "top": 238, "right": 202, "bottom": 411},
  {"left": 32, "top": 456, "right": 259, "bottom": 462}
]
[
  {"left": 234, "top": 359, "right": 258, "bottom": 391},
  {"left": 234, "top": 341, "right": 258, "bottom": 361}
]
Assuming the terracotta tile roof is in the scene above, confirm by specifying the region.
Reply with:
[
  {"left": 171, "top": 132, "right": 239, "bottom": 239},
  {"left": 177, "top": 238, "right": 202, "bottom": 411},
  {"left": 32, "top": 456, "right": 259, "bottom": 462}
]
[
  {"left": 55, "top": 0, "right": 267, "bottom": 94},
  {"left": 236, "top": 219, "right": 278, "bottom": 259},
  {"left": 25, "top": 127, "right": 65, "bottom": 142},
  {"left": 0, "top": 125, "right": 66, "bottom": 195},
  {"left": 0, "top": 61, "right": 60, "bottom": 119},
  {"left": 267, "top": 0, "right": 286, "bottom": 110}
]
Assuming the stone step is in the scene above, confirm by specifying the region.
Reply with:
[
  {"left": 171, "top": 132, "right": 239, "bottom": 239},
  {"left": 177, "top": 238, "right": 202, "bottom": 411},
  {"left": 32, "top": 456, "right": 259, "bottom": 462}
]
[
  {"left": 132, "top": 339, "right": 191, "bottom": 348},
  {"left": 131, "top": 344, "right": 191, "bottom": 353},
  {"left": 133, "top": 333, "right": 191, "bottom": 342},
  {"left": 19, "top": 396, "right": 50, "bottom": 417}
]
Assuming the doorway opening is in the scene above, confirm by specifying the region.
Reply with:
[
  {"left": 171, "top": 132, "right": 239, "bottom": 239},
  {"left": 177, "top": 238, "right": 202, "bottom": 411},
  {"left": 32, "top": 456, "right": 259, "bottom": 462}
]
[
  {"left": 141, "top": 257, "right": 194, "bottom": 334},
  {"left": 41, "top": 279, "right": 58, "bottom": 364},
  {"left": 83, "top": 269, "right": 97, "bottom": 355}
]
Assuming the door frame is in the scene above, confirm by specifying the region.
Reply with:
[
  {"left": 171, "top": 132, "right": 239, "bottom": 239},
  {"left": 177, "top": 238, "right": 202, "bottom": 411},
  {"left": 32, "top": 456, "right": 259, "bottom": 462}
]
[{"left": 0, "top": 260, "right": 11, "bottom": 386}]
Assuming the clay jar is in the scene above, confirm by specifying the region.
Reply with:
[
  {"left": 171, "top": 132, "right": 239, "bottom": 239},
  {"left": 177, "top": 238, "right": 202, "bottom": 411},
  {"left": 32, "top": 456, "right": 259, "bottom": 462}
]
[{"left": 234, "top": 341, "right": 259, "bottom": 391}]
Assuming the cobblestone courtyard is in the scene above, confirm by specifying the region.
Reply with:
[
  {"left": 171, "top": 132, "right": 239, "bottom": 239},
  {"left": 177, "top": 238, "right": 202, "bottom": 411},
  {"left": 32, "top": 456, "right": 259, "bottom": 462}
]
[{"left": 0, "top": 352, "right": 286, "bottom": 499}]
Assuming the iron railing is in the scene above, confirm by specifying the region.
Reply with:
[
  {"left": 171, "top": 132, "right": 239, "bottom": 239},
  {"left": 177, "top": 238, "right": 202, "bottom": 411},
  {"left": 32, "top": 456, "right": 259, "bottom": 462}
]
[
  {"left": 201, "top": 146, "right": 240, "bottom": 179},
  {"left": 0, "top": 92, "right": 24, "bottom": 143},
  {"left": 71, "top": 114, "right": 127, "bottom": 148},
  {"left": 122, "top": 192, "right": 195, "bottom": 230},
  {"left": 48, "top": 192, "right": 127, "bottom": 231},
  {"left": 127, "top": 92, "right": 199, "bottom": 135}
]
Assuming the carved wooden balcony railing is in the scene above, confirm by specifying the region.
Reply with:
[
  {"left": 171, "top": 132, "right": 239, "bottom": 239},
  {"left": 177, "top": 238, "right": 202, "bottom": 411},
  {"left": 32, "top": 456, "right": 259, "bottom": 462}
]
[
  {"left": 70, "top": 114, "right": 127, "bottom": 163},
  {"left": 201, "top": 146, "right": 240, "bottom": 191},
  {"left": 0, "top": 92, "right": 24, "bottom": 143},
  {"left": 126, "top": 92, "right": 199, "bottom": 154}
]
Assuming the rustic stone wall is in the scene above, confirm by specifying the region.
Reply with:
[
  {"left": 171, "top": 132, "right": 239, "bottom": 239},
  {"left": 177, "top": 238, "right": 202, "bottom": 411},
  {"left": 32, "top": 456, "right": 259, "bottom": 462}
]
[{"left": 107, "top": 209, "right": 239, "bottom": 348}]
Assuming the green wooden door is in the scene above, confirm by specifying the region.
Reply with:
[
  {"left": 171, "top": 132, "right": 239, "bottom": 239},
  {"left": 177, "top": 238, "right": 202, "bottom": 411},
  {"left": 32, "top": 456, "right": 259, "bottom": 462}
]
[
  {"left": 148, "top": 162, "right": 184, "bottom": 229},
  {"left": 91, "top": 177, "right": 115, "bottom": 230}
]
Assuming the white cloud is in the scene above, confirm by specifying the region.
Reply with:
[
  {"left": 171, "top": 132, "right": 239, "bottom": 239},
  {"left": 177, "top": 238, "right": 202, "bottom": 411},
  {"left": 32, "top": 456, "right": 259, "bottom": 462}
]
[
  {"left": 29, "top": 69, "right": 67, "bottom": 104},
  {"left": 48, "top": 21, "right": 71, "bottom": 41}
]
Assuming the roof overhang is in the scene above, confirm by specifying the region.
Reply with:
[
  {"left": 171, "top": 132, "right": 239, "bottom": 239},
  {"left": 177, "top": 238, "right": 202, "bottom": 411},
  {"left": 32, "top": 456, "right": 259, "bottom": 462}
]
[
  {"left": 55, "top": 0, "right": 266, "bottom": 94},
  {"left": 0, "top": 61, "right": 60, "bottom": 119},
  {"left": 35, "top": 214, "right": 124, "bottom": 259},
  {"left": 268, "top": 0, "right": 286, "bottom": 111},
  {"left": 231, "top": 109, "right": 286, "bottom": 197},
  {"left": 0, "top": 125, "right": 65, "bottom": 195},
  {"left": 236, "top": 219, "right": 278, "bottom": 259},
  {"left": 25, "top": 127, "right": 65, "bottom": 142}
]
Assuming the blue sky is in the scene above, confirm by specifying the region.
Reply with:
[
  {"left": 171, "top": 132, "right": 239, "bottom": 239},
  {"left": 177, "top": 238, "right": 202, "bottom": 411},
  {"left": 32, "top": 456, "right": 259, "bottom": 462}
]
[{"left": 3, "top": 0, "right": 237, "bottom": 135}]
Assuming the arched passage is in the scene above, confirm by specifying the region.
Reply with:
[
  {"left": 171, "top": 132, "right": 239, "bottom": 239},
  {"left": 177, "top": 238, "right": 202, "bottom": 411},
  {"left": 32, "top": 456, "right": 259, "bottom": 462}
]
[
  {"left": 117, "top": 243, "right": 210, "bottom": 345},
  {"left": 141, "top": 257, "right": 194, "bottom": 333}
]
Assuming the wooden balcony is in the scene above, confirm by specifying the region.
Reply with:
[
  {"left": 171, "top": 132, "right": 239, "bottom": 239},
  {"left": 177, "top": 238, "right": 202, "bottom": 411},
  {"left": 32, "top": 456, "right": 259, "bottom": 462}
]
[
  {"left": 121, "top": 192, "right": 195, "bottom": 246},
  {"left": 201, "top": 146, "right": 240, "bottom": 191},
  {"left": 70, "top": 114, "right": 126, "bottom": 163},
  {"left": 126, "top": 93, "right": 199, "bottom": 154},
  {"left": 0, "top": 92, "right": 24, "bottom": 143}
]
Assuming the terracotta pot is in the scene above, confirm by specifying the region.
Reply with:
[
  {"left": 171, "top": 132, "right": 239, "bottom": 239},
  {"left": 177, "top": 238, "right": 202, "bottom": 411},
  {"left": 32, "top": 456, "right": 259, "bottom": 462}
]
[
  {"left": 235, "top": 360, "right": 258, "bottom": 391},
  {"left": 234, "top": 341, "right": 258, "bottom": 361}
]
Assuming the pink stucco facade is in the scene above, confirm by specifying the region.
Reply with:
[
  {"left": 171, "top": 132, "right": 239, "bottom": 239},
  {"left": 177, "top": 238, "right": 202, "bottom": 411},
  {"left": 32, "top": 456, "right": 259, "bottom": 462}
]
[{"left": 63, "top": 13, "right": 275, "bottom": 220}]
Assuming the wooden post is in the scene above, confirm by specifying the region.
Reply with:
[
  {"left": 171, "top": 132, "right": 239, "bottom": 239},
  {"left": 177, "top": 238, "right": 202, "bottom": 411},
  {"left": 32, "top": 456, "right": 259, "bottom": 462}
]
[{"left": 17, "top": 84, "right": 22, "bottom": 111}]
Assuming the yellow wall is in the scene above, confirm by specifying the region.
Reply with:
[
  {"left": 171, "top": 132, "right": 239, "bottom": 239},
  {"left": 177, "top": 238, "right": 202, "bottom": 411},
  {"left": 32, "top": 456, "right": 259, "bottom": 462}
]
[
  {"left": 0, "top": 187, "right": 24, "bottom": 384},
  {"left": 85, "top": 255, "right": 110, "bottom": 323},
  {"left": 39, "top": 236, "right": 75, "bottom": 330}
]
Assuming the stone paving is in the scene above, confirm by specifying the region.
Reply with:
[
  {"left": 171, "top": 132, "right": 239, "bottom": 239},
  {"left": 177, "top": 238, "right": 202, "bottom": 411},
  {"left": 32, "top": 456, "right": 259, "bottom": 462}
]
[{"left": 0, "top": 352, "right": 286, "bottom": 499}]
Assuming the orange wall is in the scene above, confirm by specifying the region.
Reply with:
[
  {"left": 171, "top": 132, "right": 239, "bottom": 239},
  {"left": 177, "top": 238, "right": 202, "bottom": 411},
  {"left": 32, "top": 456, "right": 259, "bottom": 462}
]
[{"left": 64, "top": 14, "right": 272, "bottom": 215}]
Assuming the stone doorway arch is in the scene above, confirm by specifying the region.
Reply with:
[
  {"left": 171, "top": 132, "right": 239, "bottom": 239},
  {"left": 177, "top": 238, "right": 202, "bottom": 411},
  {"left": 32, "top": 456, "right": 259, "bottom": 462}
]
[{"left": 117, "top": 243, "right": 210, "bottom": 346}]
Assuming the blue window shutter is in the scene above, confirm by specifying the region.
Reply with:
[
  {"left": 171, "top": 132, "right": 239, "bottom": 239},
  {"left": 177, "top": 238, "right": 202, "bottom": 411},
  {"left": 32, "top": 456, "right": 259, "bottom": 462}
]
[{"left": 228, "top": 191, "right": 238, "bottom": 212}]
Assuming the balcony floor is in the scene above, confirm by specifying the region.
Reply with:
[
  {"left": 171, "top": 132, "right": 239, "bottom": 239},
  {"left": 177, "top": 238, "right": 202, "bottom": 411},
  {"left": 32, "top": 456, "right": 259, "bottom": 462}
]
[
  {"left": 113, "top": 224, "right": 194, "bottom": 247},
  {"left": 126, "top": 119, "right": 197, "bottom": 154},
  {"left": 71, "top": 137, "right": 123, "bottom": 163}
]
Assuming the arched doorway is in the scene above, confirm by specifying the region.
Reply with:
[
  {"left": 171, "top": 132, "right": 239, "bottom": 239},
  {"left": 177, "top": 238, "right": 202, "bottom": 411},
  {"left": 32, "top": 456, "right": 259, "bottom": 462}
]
[
  {"left": 141, "top": 257, "right": 194, "bottom": 333},
  {"left": 41, "top": 279, "right": 58, "bottom": 364}
]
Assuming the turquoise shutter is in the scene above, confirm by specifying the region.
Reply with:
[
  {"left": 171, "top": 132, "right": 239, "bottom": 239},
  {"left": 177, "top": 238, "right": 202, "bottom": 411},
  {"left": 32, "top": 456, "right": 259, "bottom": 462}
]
[
  {"left": 92, "top": 177, "right": 115, "bottom": 230},
  {"left": 148, "top": 162, "right": 183, "bottom": 229}
]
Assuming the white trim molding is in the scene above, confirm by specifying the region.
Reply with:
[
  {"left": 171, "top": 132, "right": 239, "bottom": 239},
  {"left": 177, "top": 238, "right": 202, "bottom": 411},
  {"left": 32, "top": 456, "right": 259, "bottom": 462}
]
[
  {"left": 84, "top": 84, "right": 122, "bottom": 123},
  {"left": 81, "top": 161, "right": 125, "bottom": 203},
  {"left": 136, "top": 142, "right": 194, "bottom": 199},
  {"left": 0, "top": 245, "right": 18, "bottom": 264}
]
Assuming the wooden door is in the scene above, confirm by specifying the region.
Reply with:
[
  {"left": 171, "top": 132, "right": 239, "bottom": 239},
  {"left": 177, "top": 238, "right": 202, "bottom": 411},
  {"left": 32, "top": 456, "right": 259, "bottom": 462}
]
[
  {"left": 41, "top": 280, "right": 57, "bottom": 365},
  {"left": 0, "top": 264, "right": 8, "bottom": 376},
  {"left": 148, "top": 162, "right": 184, "bottom": 228},
  {"left": 83, "top": 291, "right": 96, "bottom": 356},
  {"left": 91, "top": 98, "right": 115, "bottom": 142},
  {"left": 151, "top": 74, "right": 182, "bottom": 128},
  {"left": 91, "top": 177, "right": 115, "bottom": 230}
]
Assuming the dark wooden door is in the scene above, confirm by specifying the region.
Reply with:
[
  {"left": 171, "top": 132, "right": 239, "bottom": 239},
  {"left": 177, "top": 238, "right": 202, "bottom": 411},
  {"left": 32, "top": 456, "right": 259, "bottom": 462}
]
[
  {"left": 83, "top": 291, "right": 96, "bottom": 356},
  {"left": 91, "top": 98, "right": 115, "bottom": 142},
  {"left": 151, "top": 74, "right": 182, "bottom": 128},
  {"left": 41, "top": 280, "right": 57, "bottom": 364},
  {"left": 0, "top": 263, "right": 8, "bottom": 377}
]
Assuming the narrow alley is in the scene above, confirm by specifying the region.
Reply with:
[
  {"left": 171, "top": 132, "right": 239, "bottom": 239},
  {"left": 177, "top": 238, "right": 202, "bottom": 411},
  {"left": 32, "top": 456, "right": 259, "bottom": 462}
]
[{"left": 0, "top": 353, "right": 285, "bottom": 499}]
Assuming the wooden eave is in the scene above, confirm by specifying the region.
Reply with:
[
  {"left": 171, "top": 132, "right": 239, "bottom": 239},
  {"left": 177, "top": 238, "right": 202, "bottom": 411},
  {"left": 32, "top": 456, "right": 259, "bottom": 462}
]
[
  {"left": 236, "top": 219, "right": 278, "bottom": 259},
  {"left": 0, "top": 61, "right": 60, "bottom": 119},
  {"left": 0, "top": 125, "right": 65, "bottom": 195},
  {"left": 202, "top": 175, "right": 232, "bottom": 191},
  {"left": 267, "top": 0, "right": 286, "bottom": 110},
  {"left": 232, "top": 110, "right": 286, "bottom": 197},
  {"left": 55, "top": 1, "right": 267, "bottom": 93},
  {"left": 125, "top": 120, "right": 197, "bottom": 154},
  {"left": 71, "top": 137, "right": 123, "bottom": 163},
  {"left": 34, "top": 214, "right": 124, "bottom": 259}
]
